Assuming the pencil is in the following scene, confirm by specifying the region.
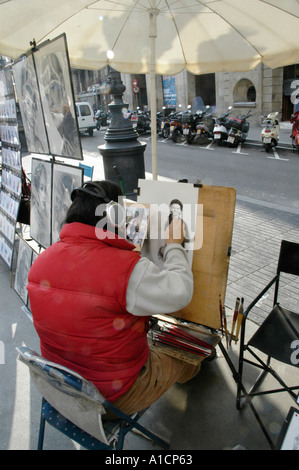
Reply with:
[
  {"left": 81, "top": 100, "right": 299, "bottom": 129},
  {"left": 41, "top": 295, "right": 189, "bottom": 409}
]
[
  {"left": 222, "top": 305, "right": 229, "bottom": 349},
  {"left": 234, "top": 297, "right": 244, "bottom": 344},
  {"left": 219, "top": 294, "right": 224, "bottom": 335},
  {"left": 229, "top": 297, "right": 240, "bottom": 346}
]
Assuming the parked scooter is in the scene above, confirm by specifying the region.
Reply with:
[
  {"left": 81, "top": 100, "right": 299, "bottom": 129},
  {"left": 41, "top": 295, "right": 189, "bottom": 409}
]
[
  {"left": 160, "top": 110, "right": 181, "bottom": 139},
  {"left": 130, "top": 108, "right": 151, "bottom": 134},
  {"left": 261, "top": 112, "right": 280, "bottom": 152},
  {"left": 290, "top": 111, "right": 299, "bottom": 152},
  {"left": 227, "top": 110, "right": 251, "bottom": 146},
  {"left": 156, "top": 111, "right": 164, "bottom": 135},
  {"left": 169, "top": 112, "right": 184, "bottom": 143},
  {"left": 194, "top": 106, "right": 215, "bottom": 144},
  {"left": 182, "top": 109, "right": 202, "bottom": 144},
  {"left": 213, "top": 106, "right": 232, "bottom": 145}
]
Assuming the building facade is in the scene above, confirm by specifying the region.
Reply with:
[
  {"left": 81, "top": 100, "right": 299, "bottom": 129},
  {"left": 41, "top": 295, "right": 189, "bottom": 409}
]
[{"left": 73, "top": 63, "right": 299, "bottom": 125}]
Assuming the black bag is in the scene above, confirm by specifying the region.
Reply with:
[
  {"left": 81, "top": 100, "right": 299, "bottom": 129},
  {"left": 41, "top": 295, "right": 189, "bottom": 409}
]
[{"left": 17, "top": 169, "right": 31, "bottom": 225}]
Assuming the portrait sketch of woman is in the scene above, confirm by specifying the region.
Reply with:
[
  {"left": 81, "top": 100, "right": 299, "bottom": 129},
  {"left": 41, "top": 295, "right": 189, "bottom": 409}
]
[
  {"left": 30, "top": 158, "right": 52, "bottom": 248},
  {"left": 33, "top": 34, "right": 82, "bottom": 160},
  {"left": 12, "top": 55, "right": 49, "bottom": 155},
  {"left": 137, "top": 180, "right": 199, "bottom": 270},
  {"left": 52, "top": 163, "right": 83, "bottom": 243}
]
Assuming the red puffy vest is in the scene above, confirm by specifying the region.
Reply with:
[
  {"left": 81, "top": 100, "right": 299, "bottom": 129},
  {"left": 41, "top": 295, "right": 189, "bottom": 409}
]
[{"left": 27, "top": 222, "right": 149, "bottom": 402}]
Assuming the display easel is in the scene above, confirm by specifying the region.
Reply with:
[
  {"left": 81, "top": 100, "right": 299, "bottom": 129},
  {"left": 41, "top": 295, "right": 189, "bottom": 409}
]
[{"left": 6, "top": 33, "right": 84, "bottom": 310}]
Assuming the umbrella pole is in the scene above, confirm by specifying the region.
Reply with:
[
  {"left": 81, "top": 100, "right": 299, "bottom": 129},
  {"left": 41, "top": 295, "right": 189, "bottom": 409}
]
[{"left": 149, "top": 7, "right": 158, "bottom": 180}]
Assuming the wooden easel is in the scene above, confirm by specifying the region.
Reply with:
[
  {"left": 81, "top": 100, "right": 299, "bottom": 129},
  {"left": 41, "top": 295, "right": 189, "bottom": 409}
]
[{"left": 137, "top": 181, "right": 236, "bottom": 365}]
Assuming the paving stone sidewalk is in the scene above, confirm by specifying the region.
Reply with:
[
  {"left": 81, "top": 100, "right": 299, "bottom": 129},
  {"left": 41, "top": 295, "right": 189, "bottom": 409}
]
[{"left": 226, "top": 198, "right": 299, "bottom": 325}]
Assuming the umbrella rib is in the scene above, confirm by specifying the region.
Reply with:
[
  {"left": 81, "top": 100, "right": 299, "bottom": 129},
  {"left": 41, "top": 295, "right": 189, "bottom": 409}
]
[
  {"left": 88, "top": 0, "right": 147, "bottom": 12},
  {"left": 164, "top": 0, "right": 188, "bottom": 66},
  {"left": 260, "top": 0, "right": 299, "bottom": 20},
  {"left": 37, "top": 0, "right": 101, "bottom": 44},
  {"left": 107, "top": 0, "right": 144, "bottom": 50},
  {"left": 194, "top": 0, "right": 262, "bottom": 57}
]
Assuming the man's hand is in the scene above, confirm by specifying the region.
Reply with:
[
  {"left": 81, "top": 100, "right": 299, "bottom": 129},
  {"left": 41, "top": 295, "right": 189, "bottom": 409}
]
[{"left": 165, "top": 218, "right": 185, "bottom": 245}]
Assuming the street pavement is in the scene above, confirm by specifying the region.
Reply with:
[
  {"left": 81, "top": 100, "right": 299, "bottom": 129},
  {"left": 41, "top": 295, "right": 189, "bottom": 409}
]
[{"left": 0, "top": 123, "right": 298, "bottom": 450}]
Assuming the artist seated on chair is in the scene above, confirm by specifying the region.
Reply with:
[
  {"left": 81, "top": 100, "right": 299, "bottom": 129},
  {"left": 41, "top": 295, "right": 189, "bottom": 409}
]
[{"left": 27, "top": 180, "right": 201, "bottom": 416}]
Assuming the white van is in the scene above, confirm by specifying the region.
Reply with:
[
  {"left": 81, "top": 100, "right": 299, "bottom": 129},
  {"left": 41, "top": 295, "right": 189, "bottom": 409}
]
[{"left": 75, "top": 102, "right": 96, "bottom": 136}]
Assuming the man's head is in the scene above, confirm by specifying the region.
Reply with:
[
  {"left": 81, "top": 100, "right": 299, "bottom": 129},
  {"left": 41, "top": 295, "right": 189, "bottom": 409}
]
[{"left": 65, "top": 180, "right": 123, "bottom": 228}]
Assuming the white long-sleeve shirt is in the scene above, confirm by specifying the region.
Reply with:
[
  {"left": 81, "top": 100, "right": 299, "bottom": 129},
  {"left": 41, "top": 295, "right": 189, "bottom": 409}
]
[{"left": 126, "top": 244, "right": 193, "bottom": 316}]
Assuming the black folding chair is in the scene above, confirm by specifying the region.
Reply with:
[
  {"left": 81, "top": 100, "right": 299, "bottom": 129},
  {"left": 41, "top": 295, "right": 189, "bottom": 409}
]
[
  {"left": 236, "top": 239, "right": 299, "bottom": 449},
  {"left": 17, "top": 347, "right": 169, "bottom": 450}
]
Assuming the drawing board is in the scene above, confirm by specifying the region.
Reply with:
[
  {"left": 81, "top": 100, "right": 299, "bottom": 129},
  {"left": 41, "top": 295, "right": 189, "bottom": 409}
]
[{"left": 138, "top": 180, "right": 236, "bottom": 329}]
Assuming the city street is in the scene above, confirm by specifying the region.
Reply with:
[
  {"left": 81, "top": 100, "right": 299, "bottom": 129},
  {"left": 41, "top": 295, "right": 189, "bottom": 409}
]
[{"left": 83, "top": 126, "right": 299, "bottom": 213}]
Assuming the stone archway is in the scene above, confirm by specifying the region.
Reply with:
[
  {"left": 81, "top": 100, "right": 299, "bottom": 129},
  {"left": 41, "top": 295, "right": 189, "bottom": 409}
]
[{"left": 233, "top": 78, "right": 256, "bottom": 104}]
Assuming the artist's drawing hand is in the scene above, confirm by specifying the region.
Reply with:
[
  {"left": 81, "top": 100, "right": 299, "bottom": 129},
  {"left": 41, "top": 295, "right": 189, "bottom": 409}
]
[{"left": 165, "top": 218, "right": 185, "bottom": 245}]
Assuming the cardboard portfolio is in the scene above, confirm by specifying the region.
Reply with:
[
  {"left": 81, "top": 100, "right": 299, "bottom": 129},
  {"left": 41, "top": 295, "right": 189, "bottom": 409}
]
[{"left": 136, "top": 180, "right": 236, "bottom": 364}]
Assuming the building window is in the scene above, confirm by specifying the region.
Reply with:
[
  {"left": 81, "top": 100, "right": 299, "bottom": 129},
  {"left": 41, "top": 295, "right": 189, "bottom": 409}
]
[{"left": 233, "top": 79, "right": 256, "bottom": 107}]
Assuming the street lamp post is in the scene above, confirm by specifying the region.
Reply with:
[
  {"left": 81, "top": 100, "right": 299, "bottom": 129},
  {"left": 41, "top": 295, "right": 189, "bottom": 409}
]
[{"left": 98, "top": 71, "right": 146, "bottom": 200}]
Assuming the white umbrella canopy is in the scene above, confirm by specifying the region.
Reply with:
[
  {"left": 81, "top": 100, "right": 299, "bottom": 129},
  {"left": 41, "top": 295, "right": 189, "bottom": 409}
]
[{"left": 1, "top": 0, "right": 299, "bottom": 178}]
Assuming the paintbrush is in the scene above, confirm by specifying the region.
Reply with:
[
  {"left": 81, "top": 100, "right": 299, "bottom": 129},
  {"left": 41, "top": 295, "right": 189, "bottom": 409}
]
[
  {"left": 234, "top": 297, "right": 244, "bottom": 344},
  {"left": 229, "top": 297, "right": 240, "bottom": 346}
]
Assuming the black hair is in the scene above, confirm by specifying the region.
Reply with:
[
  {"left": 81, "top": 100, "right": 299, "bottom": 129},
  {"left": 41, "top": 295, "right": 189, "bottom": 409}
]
[
  {"left": 65, "top": 180, "right": 122, "bottom": 227},
  {"left": 169, "top": 199, "right": 183, "bottom": 210}
]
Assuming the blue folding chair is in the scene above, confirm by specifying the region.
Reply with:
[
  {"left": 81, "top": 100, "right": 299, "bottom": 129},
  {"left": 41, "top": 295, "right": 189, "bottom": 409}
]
[
  {"left": 79, "top": 163, "right": 94, "bottom": 180},
  {"left": 17, "top": 347, "right": 169, "bottom": 450}
]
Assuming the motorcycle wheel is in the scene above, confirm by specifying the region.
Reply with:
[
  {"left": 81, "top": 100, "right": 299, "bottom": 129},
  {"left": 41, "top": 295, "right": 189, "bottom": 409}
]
[
  {"left": 196, "top": 135, "right": 208, "bottom": 145},
  {"left": 172, "top": 129, "right": 182, "bottom": 143},
  {"left": 187, "top": 135, "right": 194, "bottom": 145},
  {"left": 96, "top": 123, "right": 101, "bottom": 130},
  {"left": 162, "top": 127, "right": 170, "bottom": 139},
  {"left": 264, "top": 143, "right": 271, "bottom": 153}
]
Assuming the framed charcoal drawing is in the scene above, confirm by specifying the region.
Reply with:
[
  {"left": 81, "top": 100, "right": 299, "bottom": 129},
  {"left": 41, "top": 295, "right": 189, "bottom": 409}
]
[
  {"left": 14, "top": 236, "right": 33, "bottom": 305},
  {"left": 30, "top": 158, "right": 52, "bottom": 248},
  {"left": 52, "top": 162, "right": 83, "bottom": 243},
  {"left": 33, "top": 34, "right": 82, "bottom": 160},
  {"left": 12, "top": 55, "right": 49, "bottom": 155}
]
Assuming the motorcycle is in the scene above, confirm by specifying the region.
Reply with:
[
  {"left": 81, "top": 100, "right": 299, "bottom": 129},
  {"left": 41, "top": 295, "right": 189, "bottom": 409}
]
[
  {"left": 194, "top": 106, "right": 215, "bottom": 145},
  {"left": 213, "top": 106, "right": 232, "bottom": 145},
  {"left": 130, "top": 108, "right": 151, "bottom": 134},
  {"left": 95, "top": 110, "right": 109, "bottom": 129},
  {"left": 290, "top": 110, "right": 299, "bottom": 152},
  {"left": 160, "top": 110, "right": 180, "bottom": 139},
  {"left": 156, "top": 111, "right": 164, "bottom": 135},
  {"left": 227, "top": 110, "right": 251, "bottom": 146},
  {"left": 169, "top": 112, "right": 184, "bottom": 143},
  {"left": 261, "top": 112, "right": 280, "bottom": 152},
  {"left": 182, "top": 110, "right": 202, "bottom": 144}
]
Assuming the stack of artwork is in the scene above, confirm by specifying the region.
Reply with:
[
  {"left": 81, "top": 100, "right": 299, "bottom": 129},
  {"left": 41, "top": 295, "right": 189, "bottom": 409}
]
[
  {"left": 4, "top": 34, "right": 85, "bottom": 305},
  {"left": 0, "top": 66, "right": 22, "bottom": 268}
]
